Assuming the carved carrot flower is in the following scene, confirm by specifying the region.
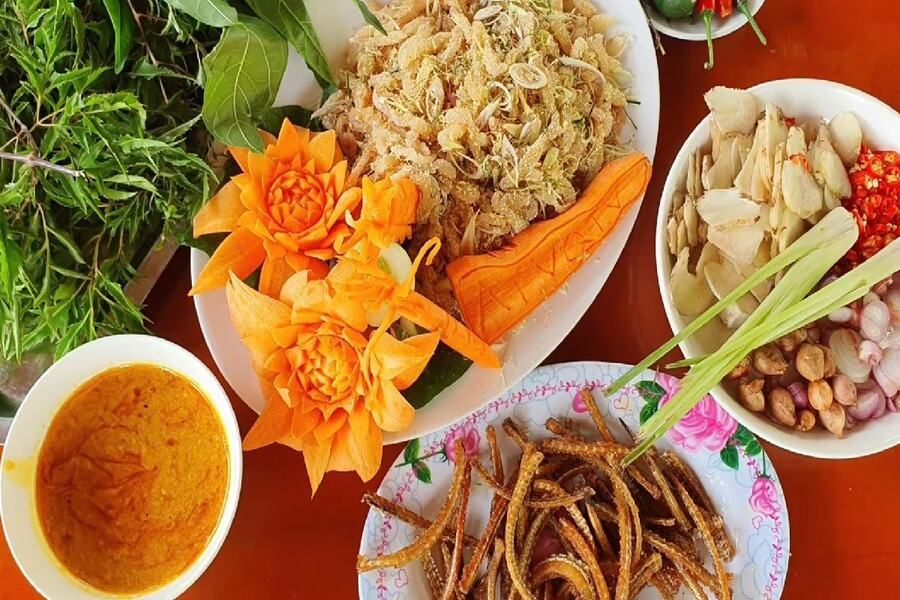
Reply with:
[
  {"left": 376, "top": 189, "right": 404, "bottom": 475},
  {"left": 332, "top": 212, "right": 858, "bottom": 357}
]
[
  {"left": 191, "top": 119, "right": 362, "bottom": 297},
  {"left": 343, "top": 176, "right": 420, "bottom": 259},
  {"left": 228, "top": 269, "right": 439, "bottom": 493}
]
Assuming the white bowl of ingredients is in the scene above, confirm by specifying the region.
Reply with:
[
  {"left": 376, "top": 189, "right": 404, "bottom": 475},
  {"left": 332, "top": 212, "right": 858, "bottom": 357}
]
[
  {"left": 655, "top": 79, "right": 900, "bottom": 459},
  {"left": 0, "top": 335, "right": 242, "bottom": 599}
]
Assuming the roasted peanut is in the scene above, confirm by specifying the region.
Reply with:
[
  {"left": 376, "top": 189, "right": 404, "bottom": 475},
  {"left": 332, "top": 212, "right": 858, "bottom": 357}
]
[
  {"left": 819, "top": 403, "right": 846, "bottom": 438},
  {"left": 728, "top": 356, "right": 751, "bottom": 380},
  {"left": 753, "top": 345, "right": 788, "bottom": 376},
  {"left": 794, "top": 409, "right": 816, "bottom": 432},
  {"left": 767, "top": 387, "right": 796, "bottom": 427},
  {"left": 807, "top": 380, "right": 834, "bottom": 411},
  {"left": 796, "top": 343, "right": 825, "bottom": 381},
  {"left": 831, "top": 374, "right": 858, "bottom": 406},
  {"left": 738, "top": 378, "right": 765, "bottom": 412},
  {"left": 819, "top": 344, "right": 836, "bottom": 378},
  {"left": 776, "top": 329, "right": 808, "bottom": 353}
]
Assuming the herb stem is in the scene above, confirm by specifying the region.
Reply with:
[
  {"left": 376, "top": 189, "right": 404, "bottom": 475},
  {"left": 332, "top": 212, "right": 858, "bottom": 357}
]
[
  {"left": 0, "top": 93, "right": 36, "bottom": 148},
  {"left": 0, "top": 151, "right": 84, "bottom": 178}
]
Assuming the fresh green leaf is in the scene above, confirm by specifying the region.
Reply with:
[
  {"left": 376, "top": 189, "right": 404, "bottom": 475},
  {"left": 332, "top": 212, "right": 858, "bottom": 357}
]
[
  {"left": 129, "top": 58, "right": 196, "bottom": 81},
  {"left": 639, "top": 400, "right": 658, "bottom": 425},
  {"left": 99, "top": 0, "right": 136, "bottom": 74},
  {"left": 719, "top": 446, "right": 739, "bottom": 470},
  {"left": 403, "top": 438, "right": 420, "bottom": 465},
  {"left": 403, "top": 344, "right": 472, "bottom": 409},
  {"left": 350, "top": 0, "right": 386, "bottom": 35},
  {"left": 163, "top": 0, "right": 239, "bottom": 27},
  {"left": 412, "top": 461, "right": 432, "bottom": 484},
  {"left": 202, "top": 17, "right": 288, "bottom": 151},
  {"left": 636, "top": 380, "right": 666, "bottom": 403},
  {"left": 245, "top": 0, "right": 333, "bottom": 85},
  {"left": 744, "top": 439, "right": 762, "bottom": 456}
]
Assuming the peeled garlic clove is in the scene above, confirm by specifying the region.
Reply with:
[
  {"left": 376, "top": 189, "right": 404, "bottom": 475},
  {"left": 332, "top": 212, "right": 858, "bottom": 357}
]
[
  {"left": 700, "top": 154, "right": 714, "bottom": 191},
  {"left": 696, "top": 188, "right": 760, "bottom": 226},
  {"left": 827, "top": 111, "right": 863, "bottom": 167},
  {"left": 670, "top": 246, "right": 715, "bottom": 316},
  {"left": 686, "top": 152, "right": 698, "bottom": 198},
  {"left": 704, "top": 86, "right": 760, "bottom": 135}
]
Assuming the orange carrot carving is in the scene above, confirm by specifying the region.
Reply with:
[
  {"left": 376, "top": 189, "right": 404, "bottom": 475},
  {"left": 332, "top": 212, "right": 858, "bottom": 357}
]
[{"left": 447, "top": 153, "right": 652, "bottom": 344}]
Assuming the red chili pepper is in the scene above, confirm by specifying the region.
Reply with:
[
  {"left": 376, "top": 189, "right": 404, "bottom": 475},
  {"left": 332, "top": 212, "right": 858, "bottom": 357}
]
[
  {"left": 841, "top": 145, "right": 900, "bottom": 269},
  {"left": 697, "top": 0, "right": 716, "bottom": 70},
  {"left": 718, "top": 0, "right": 734, "bottom": 18}
]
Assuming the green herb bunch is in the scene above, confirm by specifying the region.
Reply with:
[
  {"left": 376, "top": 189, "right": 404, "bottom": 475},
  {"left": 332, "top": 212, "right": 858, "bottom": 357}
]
[{"left": 0, "top": 0, "right": 218, "bottom": 361}]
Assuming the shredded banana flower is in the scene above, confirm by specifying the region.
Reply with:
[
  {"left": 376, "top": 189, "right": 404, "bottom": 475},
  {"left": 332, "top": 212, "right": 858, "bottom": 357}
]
[{"left": 315, "top": 0, "right": 633, "bottom": 310}]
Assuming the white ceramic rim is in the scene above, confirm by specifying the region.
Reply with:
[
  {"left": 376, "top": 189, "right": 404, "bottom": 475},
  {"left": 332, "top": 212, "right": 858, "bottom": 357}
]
[
  {"left": 654, "top": 78, "right": 900, "bottom": 459},
  {"left": 190, "top": 0, "right": 661, "bottom": 445},
  {"left": 647, "top": 0, "right": 765, "bottom": 41},
  {"left": 0, "top": 334, "right": 242, "bottom": 600}
]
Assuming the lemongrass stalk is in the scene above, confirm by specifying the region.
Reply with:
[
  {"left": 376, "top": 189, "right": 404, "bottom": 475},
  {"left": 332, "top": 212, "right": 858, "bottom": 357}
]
[
  {"left": 666, "top": 357, "right": 703, "bottom": 369},
  {"left": 606, "top": 208, "right": 857, "bottom": 396}
]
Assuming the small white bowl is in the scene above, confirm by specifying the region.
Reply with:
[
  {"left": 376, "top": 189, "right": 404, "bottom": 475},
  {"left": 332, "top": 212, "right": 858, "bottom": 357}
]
[
  {"left": 655, "top": 79, "right": 900, "bottom": 459},
  {"left": 646, "top": 0, "right": 765, "bottom": 41},
  {"left": 0, "top": 335, "right": 242, "bottom": 599}
]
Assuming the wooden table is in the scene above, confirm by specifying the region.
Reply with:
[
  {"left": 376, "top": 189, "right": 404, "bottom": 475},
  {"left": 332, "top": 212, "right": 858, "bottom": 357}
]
[{"left": 3, "top": 2, "right": 900, "bottom": 598}]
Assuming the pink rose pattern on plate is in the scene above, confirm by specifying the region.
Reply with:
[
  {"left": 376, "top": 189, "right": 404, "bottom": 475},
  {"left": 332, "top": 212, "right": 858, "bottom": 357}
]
[{"left": 363, "top": 363, "right": 788, "bottom": 600}]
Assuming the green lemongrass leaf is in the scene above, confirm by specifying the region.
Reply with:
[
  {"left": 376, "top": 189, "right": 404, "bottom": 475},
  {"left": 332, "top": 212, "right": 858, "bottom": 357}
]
[
  {"left": 607, "top": 208, "right": 858, "bottom": 396},
  {"left": 665, "top": 357, "right": 701, "bottom": 369},
  {"left": 246, "top": 0, "right": 334, "bottom": 85},
  {"left": 100, "top": 0, "right": 135, "bottom": 74},
  {"left": 351, "top": 0, "right": 387, "bottom": 34},
  {"left": 202, "top": 17, "right": 288, "bottom": 151},
  {"left": 163, "top": 0, "right": 238, "bottom": 27}
]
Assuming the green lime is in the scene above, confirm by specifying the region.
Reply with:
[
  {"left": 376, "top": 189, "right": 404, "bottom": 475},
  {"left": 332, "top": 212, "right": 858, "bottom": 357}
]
[{"left": 653, "top": 0, "right": 696, "bottom": 19}]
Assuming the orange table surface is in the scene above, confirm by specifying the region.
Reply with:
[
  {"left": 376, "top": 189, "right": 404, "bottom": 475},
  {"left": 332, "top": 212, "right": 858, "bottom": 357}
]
[{"left": 3, "top": 1, "right": 900, "bottom": 598}]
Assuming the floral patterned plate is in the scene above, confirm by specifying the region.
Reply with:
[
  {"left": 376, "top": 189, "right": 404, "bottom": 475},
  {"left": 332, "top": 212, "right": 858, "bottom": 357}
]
[{"left": 358, "top": 362, "right": 789, "bottom": 600}]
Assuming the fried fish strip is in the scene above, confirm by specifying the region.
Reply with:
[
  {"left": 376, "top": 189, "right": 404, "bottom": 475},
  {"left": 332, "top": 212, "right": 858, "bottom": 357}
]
[
  {"left": 441, "top": 460, "right": 472, "bottom": 600},
  {"left": 675, "top": 479, "right": 731, "bottom": 600},
  {"left": 422, "top": 547, "right": 445, "bottom": 599},
  {"left": 645, "top": 531, "right": 717, "bottom": 591},
  {"left": 459, "top": 494, "right": 509, "bottom": 593},
  {"left": 357, "top": 441, "right": 468, "bottom": 572},
  {"left": 504, "top": 446, "right": 544, "bottom": 600},
  {"left": 584, "top": 500, "right": 615, "bottom": 558},
  {"left": 472, "top": 459, "right": 595, "bottom": 508},
  {"left": 645, "top": 448, "right": 690, "bottom": 531},
  {"left": 487, "top": 424, "right": 505, "bottom": 483},
  {"left": 629, "top": 552, "right": 663, "bottom": 598},
  {"left": 661, "top": 450, "right": 715, "bottom": 512},
  {"left": 578, "top": 386, "right": 615, "bottom": 442},
  {"left": 362, "top": 493, "right": 476, "bottom": 546},
  {"left": 532, "top": 555, "right": 598, "bottom": 600},
  {"left": 556, "top": 516, "right": 611, "bottom": 600},
  {"left": 485, "top": 540, "right": 506, "bottom": 600},
  {"left": 502, "top": 418, "right": 529, "bottom": 449}
]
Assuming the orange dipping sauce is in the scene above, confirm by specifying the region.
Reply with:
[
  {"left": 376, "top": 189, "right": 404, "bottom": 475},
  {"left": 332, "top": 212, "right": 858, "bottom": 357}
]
[{"left": 35, "top": 364, "right": 228, "bottom": 594}]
